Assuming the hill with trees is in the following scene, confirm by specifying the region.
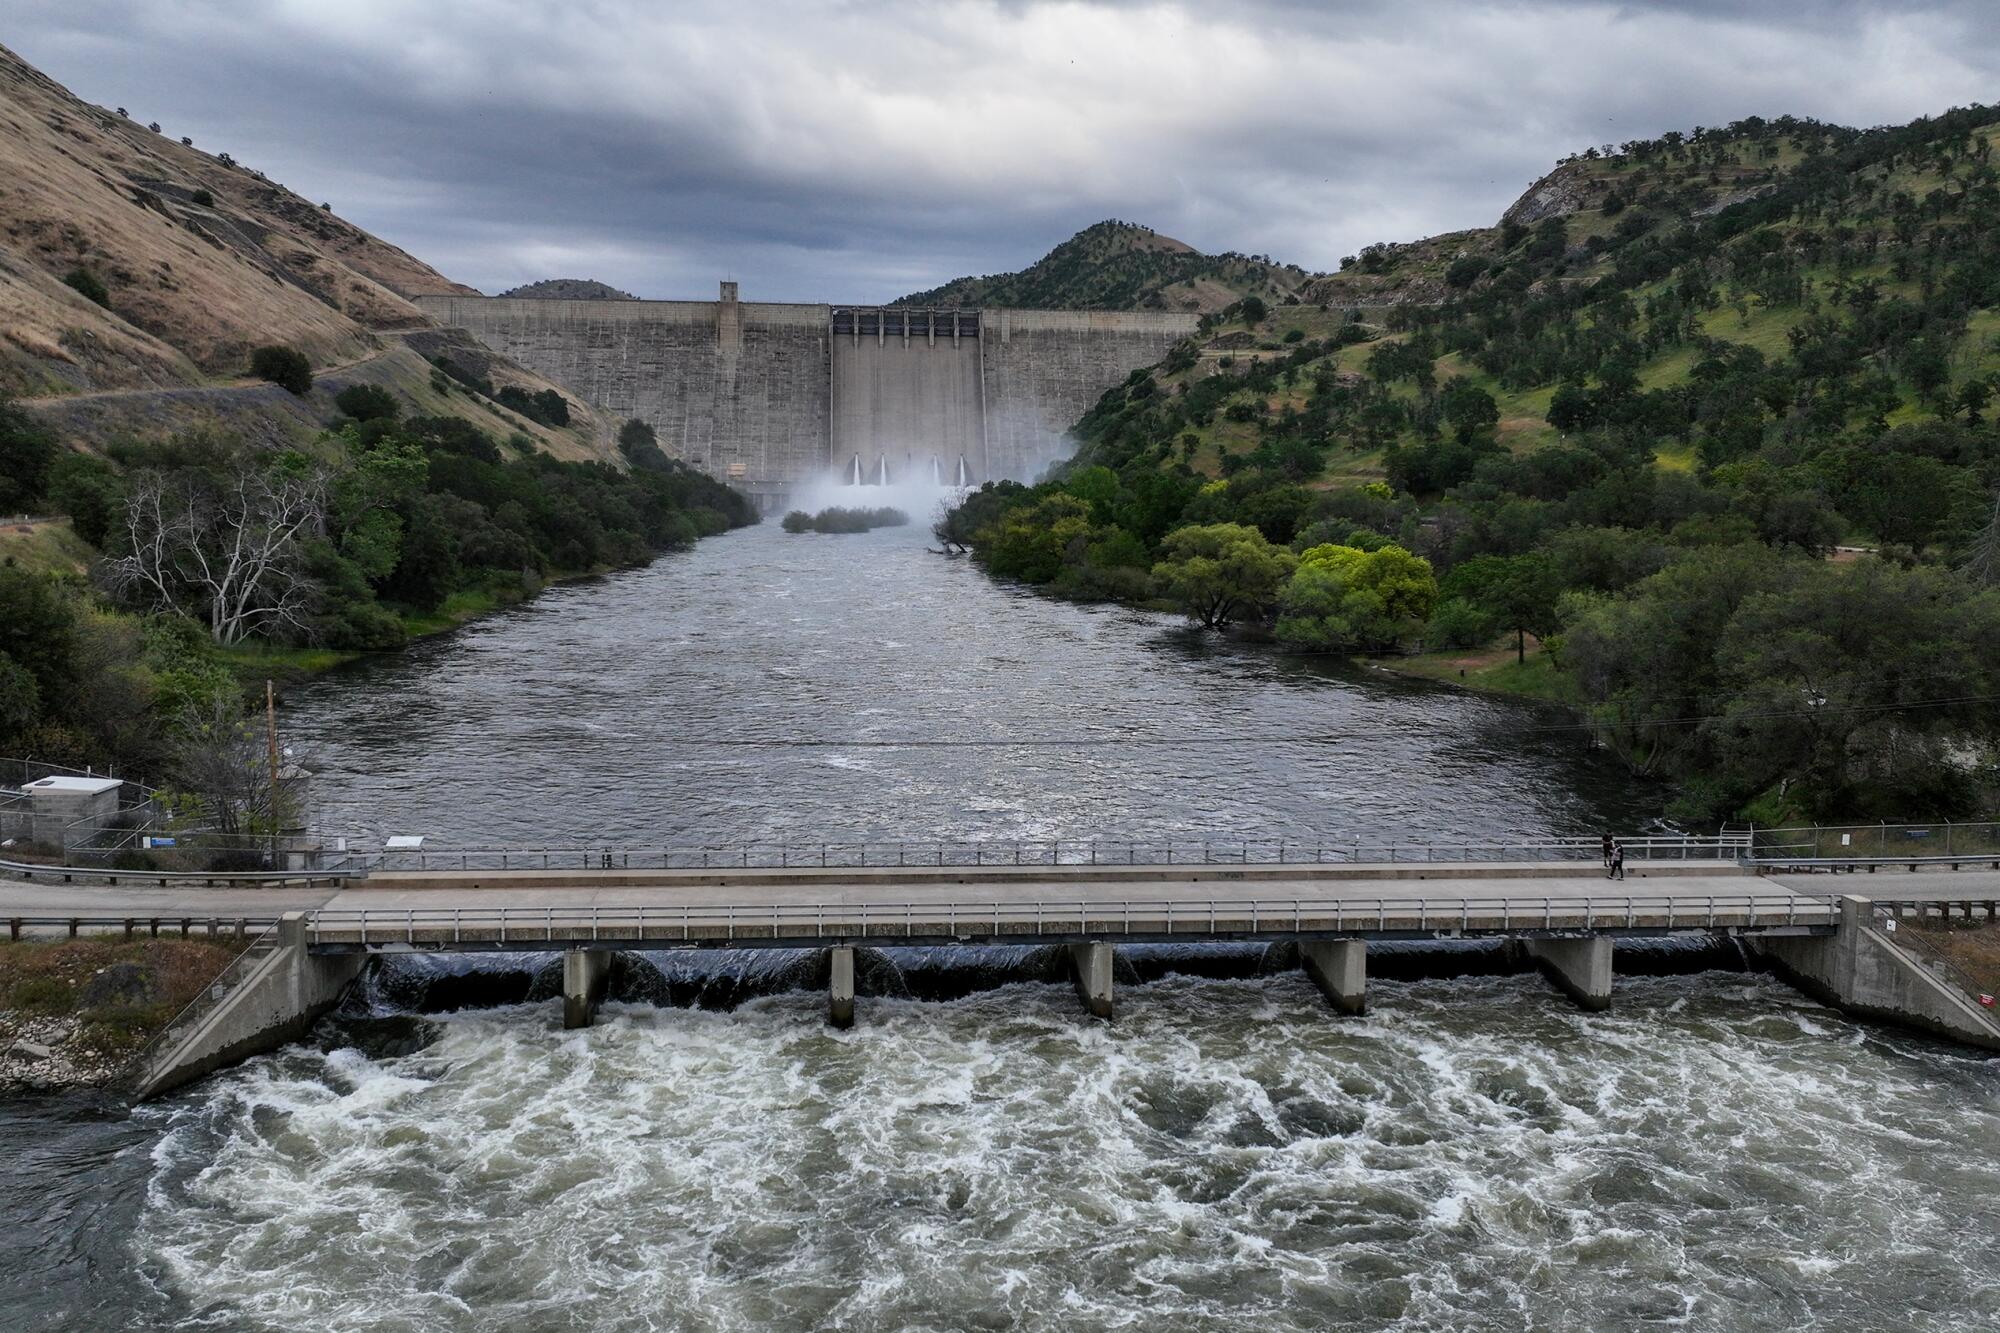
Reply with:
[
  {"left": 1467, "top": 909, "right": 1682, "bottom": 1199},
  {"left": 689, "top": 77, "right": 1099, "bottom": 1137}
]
[
  {"left": 495, "top": 279, "right": 638, "bottom": 301},
  {"left": 895, "top": 220, "right": 1315, "bottom": 313},
  {"left": 940, "top": 107, "right": 2000, "bottom": 825},
  {"left": 0, "top": 45, "right": 760, "bottom": 847}
]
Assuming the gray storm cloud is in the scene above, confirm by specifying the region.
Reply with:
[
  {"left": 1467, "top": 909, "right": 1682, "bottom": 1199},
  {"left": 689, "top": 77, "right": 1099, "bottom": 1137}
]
[{"left": 9, "top": 1, "right": 1997, "bottom": 301}]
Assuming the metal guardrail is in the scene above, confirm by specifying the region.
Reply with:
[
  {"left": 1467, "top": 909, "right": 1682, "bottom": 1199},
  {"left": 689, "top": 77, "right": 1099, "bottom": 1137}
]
[
  {"left": 1744, "top": 854, "right": 2000, "bottom": 872},
  {"left": 4, "top": 914, "right": 281, "bottom": 943},
  {"left": 362, "top": 834, "right": 1753, "bottom": 873},
  {"left": 0, "top": 855, "right": 363, "bottom": 888},
  {"left": 305, "top": 890, "right": 1839, "bottom": 947}
]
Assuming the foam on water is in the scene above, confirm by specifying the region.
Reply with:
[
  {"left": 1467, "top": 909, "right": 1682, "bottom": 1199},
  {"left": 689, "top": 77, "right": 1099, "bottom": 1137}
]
[{"left": 130, "top": 974, "right": 2000, "bottom": 1331}]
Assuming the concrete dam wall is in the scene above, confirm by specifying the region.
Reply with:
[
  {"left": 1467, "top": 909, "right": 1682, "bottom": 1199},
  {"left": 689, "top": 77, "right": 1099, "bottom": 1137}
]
[{"left": 414, "top": 286, "right": 1196, "bottom": 506}]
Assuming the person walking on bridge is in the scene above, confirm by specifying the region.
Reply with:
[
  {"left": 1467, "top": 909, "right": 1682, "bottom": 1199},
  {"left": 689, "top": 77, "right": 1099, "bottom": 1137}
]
[
  {"left": 1600, "top": 832, "right": 1613, "bottom": 868},
  {"left": 1607, "top": 839, "right": 1625, "bottom": 881}
]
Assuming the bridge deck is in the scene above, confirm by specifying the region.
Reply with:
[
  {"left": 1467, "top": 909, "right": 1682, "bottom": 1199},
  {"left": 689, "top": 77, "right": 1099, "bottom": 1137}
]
[{"left": 304, "top": 865, "right": 1844, "bottom": 951}]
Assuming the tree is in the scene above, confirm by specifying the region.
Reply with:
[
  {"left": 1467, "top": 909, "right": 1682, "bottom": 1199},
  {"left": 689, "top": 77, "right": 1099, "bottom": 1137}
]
[
  {"left": 1150, "top": 523, "right": 1297, "bottom": 629},
  {"left": 105, "top": 452, "right": 329, "bottom": 643},
  {"left": 1441, "top": 378, "right": 1499, "bottom": 443},
  {"left": 0, "top": 398, "right": 58, "bottom": 512},
  {"left": 333, "top": 384, "right": 400, "bottom": 423},
  {"left": 1441, "top": 552, "right": 1561, "bottom": 663},
  {"left": 249, "top": 345, "right": 313, "bottom": 396},
  {"left": 983, "top": 493, "right": 1091, "bottom": 584},
  {"left": 1276, "top": 543, "right": 1438, "bottom": 651},
  {"left": 47, "top": 453, "right": 124, "bottom": 547}
]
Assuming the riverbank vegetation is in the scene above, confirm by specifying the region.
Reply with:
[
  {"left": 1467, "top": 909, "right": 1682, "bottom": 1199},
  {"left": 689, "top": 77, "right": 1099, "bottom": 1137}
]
[
  {"left": 0, "top": 937, "right": 239, "bottom": 1090},
  {"left": 781, "top": 506, "right": 909, "bottom": 534},
  {"left": 0, "top": 385, "right": 754, "bottom": 803},
  {"left": 941, "top": 108, "right": 2000, "bottom": 824}
]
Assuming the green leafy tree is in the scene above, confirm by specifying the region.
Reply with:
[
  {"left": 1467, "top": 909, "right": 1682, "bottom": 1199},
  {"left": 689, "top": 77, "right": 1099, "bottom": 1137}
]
[
  {"left": 334, "top": 384, "right": 400, "bottom": 423},
  {"left": 1276, "top": 543, "right": 1438, "bottom": 651},
  {"left": 1441, "top": 552, "right": 1562, "bottom": 663},
  {"left": 0, "top": 398, "right": 58, "bottom": 512},
  {"left": 249, "top": 345, "right": 313, "bottom": 396},
  {"left": 1440, "top": 377, "right": 1499, "bottom": 443},
  {"left": 1150, "top": 523, "right": 1297, "bottom": 629}
]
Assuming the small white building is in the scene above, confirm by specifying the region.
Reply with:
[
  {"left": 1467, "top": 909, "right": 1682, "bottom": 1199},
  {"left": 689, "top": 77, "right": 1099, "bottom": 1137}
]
[{"left": 20, "top": 775, "right": 123, "bottom": 847}]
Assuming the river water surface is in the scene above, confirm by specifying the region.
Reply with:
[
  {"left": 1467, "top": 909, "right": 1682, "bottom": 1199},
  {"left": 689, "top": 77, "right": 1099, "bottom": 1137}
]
[{"left": 5, "top": 517, "right": 1999, "bottom": 1331}]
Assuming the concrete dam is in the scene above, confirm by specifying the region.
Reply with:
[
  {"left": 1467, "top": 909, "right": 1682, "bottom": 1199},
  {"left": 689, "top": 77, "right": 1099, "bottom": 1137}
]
[{"left": 414, "top": 285, "right": 1198, "bottom": 508}]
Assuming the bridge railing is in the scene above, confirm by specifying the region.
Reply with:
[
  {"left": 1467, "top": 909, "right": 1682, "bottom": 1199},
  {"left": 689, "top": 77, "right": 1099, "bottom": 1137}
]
[
  {"left": 305, "top": 888, "right": 1837, "bottom": 946},
  {"left": 360, "top": 833, "right": 1752, "bottom": 873}
]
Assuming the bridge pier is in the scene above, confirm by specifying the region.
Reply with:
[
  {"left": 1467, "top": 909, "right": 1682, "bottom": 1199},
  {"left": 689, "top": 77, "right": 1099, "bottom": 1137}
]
[
  {"left": 1300, "top": 940, "right": 1366, "bottom": 1015},
  {"left": 562, "top": 948, "right": 612, "bottom": 1029},
  {"left": 1067, "top": 942, "right": 1113, "bottom": 1019},
  {"left": 1524, "top": 936, "right": 1613, "bottom": 1011},
  {"left": 828, "top": 946, "right": 855, "bottom": 1029}
]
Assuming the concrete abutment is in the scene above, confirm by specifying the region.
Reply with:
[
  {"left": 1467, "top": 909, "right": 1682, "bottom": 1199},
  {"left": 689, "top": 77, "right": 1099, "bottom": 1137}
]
[
  {"left": 1753, "top": 896, "right": 2000, "bottom": 1050},
  {"left": 132, "top": 912, "right": 364, "bottom": 1102}
]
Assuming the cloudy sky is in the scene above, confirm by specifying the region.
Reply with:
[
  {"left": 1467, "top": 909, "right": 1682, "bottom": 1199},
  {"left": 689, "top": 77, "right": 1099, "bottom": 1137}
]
[{"left": 10, "top": 2, "right": 1999, "bottom": 302}]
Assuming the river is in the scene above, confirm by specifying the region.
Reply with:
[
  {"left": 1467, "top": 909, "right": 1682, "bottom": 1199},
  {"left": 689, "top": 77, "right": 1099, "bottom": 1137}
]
[
  {"left": 279, "top": 514, "right": 1663, "bottom": 848},
  {"left": 4, "top": 515, "right": 1999, "bottom": 1331}
]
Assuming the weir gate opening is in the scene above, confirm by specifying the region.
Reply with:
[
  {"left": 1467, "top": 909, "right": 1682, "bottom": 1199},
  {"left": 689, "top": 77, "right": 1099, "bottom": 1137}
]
[{"left": 414, "top": 285, "right": 1199, "bottom": 510}]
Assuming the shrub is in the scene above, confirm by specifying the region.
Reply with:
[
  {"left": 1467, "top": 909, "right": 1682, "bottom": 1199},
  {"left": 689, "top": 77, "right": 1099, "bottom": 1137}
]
[
  {"left": 62, "top": 267, "right": 110, "bottom": 308},
  {"left": 1282, "top": 328, "right": 1305, "bottom": 343},
  {"left": 333, "top": 383, "right": 400, "bottom": 423},
  {"left": 191, "top": 187, "right": 214, "bottom": 207},
  {"left": 249, "top": 345, "right": 313, "bottom": 396}
]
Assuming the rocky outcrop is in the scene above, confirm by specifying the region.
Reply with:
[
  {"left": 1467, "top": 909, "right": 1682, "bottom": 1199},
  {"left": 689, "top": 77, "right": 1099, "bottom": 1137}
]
[{"left": 1501, "top": 161, "right": 1598, "bottom": 227}]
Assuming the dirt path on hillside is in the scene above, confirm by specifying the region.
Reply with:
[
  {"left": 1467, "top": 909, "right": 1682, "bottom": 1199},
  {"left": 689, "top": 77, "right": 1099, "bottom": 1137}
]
[{"left": 16, "top": 339, "right": 401, "bottom": 408}]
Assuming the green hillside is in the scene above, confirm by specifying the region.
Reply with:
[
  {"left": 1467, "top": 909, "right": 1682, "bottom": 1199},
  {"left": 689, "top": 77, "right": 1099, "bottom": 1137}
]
[
  {"left": 943, "top": 107, "right": 2000, "bottom": 825},
  {"left": 895, "top": 220, "right": 1314, "bottom": 313}
]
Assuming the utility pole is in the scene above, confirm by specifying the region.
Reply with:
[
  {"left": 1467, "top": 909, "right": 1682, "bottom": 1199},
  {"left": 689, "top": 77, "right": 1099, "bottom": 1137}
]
[{"left": 266, "top": 679, "right": 280, "bottom": 869}]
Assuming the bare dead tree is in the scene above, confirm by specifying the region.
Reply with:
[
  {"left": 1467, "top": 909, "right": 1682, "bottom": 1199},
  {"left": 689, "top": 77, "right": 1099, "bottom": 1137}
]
[
  {"left": 1963, "top": 490, "right": 2000, "bottom": 587},
  {"left": 105, "top": 459, "right": 328, "bottom": 643}
]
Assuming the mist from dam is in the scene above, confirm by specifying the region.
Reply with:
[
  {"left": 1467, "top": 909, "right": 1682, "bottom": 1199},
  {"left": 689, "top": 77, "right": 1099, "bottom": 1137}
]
[{"left": 6, "top": 517, "right": 1999, "bottom": 1332}]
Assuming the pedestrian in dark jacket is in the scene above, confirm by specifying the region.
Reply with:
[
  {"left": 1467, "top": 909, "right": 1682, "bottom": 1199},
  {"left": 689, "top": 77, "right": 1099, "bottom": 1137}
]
[
  {"left": 1600, "top": 832, "right": 1613, "bottom": 868},
  {"left": 1608, "top": 840, "right": 1625, "bottom": 880}
]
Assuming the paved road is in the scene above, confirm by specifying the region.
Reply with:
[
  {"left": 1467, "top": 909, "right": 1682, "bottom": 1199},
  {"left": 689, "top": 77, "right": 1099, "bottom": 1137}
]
[{"left": 3, "top": 866, "right": 1994, "bottom": 928}]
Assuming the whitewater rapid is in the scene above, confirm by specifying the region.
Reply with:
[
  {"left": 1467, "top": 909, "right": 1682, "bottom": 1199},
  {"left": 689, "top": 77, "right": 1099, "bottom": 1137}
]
[{"left": 126, "top": 971, "right": 2000, "bottom": 1331}]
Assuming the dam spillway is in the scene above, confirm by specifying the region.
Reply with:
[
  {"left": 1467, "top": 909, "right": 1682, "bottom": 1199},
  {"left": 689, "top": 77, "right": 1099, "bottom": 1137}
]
[{"left": 413, "top": 285, "right": 1198, "bottom": 509}]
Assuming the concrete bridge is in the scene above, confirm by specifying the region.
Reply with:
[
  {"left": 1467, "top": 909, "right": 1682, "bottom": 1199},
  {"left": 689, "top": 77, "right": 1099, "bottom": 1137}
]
[
  {"left": 5, "top": 850, "right": 1988, "bottom": 1099},
  {"left": 414, "top": 285, "right": 1198, "bottom": 508}
]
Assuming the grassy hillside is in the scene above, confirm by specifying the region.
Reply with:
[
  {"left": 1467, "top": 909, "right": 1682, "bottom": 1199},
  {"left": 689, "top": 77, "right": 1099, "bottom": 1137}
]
[
  {"left": 944, "top": 107, "right": 2000, "bottom": 825},
  {"left": 896, "top": 220, "right": 1316, "bottom": 313},
  {"left": 0, "top": 42, "right": 609, "bottom": 463},
  {"left": 1072, "top": 110, "right": 2000, "bottom": 491}
]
